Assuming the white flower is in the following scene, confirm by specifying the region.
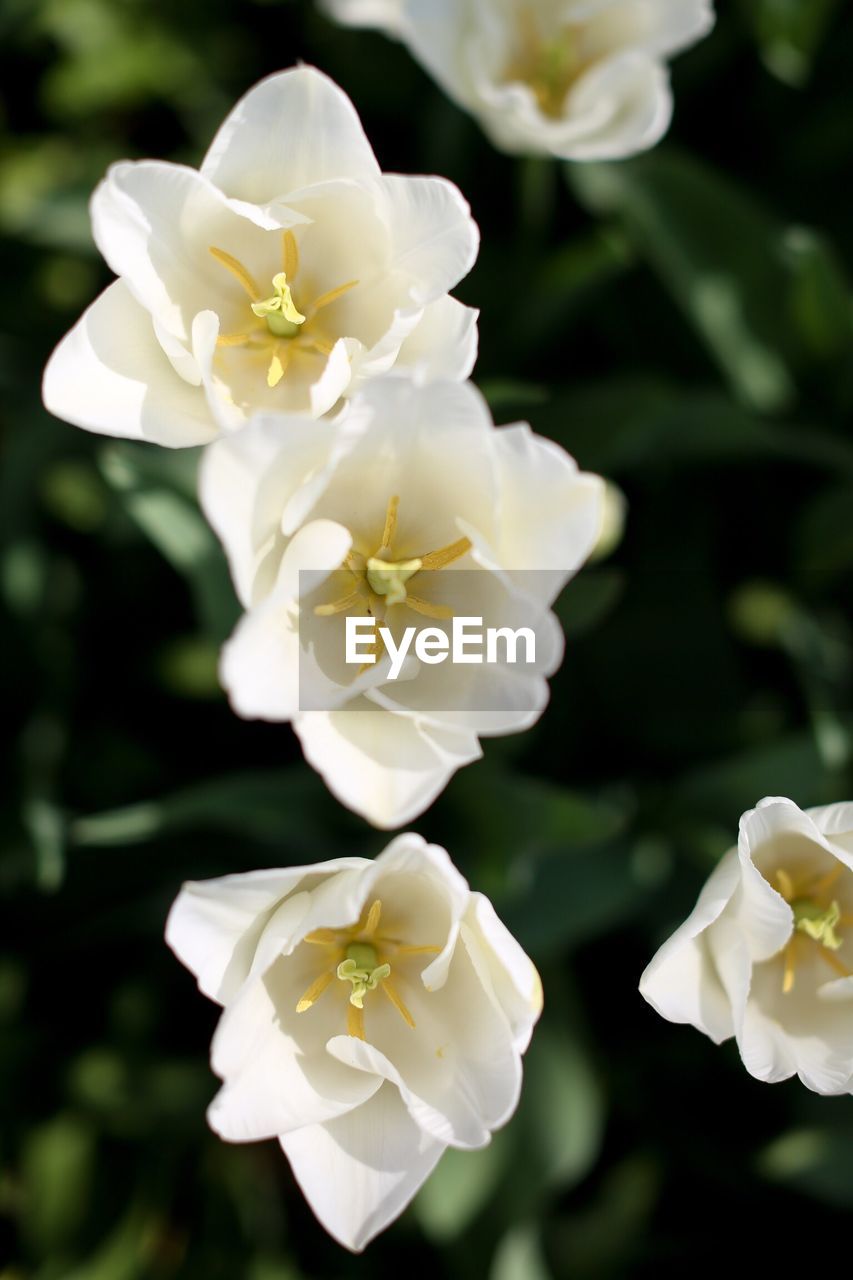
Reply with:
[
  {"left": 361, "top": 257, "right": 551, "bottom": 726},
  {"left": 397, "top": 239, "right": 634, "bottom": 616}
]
[
  {"left": 42, "top": 67, "right": 479, "bottom": 447},
  {"left": 200, "top": 377, "right": 605, "bottom": 828},
  {"left": 640, "top": 796, "right": 853, "bottom": 1095},
  {"left": 166, "top": 832, "right": 542, "bottom": 1251},
  {"left": 322, "top": 0, "right": 715, "bottom": 161}
]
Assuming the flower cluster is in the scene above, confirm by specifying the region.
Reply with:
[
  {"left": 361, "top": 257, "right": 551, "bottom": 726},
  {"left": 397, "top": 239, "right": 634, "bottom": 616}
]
[
  {"left": 42, "top": 62, "right": 603, "bottom": 1246},
  {"left": 42, "top": 9, "right": 847, "bottom": 1256}
]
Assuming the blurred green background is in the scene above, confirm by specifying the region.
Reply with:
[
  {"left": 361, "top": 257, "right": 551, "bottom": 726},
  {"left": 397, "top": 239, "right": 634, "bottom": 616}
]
[{"left": 2, "top": 0, "right": 853, "bottom": 1275}]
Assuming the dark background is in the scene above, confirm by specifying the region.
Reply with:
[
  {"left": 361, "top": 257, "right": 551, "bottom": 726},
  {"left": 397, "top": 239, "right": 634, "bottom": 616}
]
[{"left": 2, "top": 0, "right": 853, "bottom": 1275}]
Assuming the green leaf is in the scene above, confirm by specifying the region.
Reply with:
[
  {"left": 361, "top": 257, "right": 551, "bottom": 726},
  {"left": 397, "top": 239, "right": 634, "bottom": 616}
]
[
  {"left": 21, "top": 1113, "right": 96, "bottom": 1257},
  {"left": 570, "top": 151, "right": 815, "bottom": 412},
  {"left": 415, "top": 1131, "right": 513, "bottom": 1242},
  {"left": 514, "top": 1023, "right": 605, "bottom": 1198},
  {"left": 758, "top": 1126, "right": 853, "bottom": 1207},
  {"left": 70, "top": 768, "right": 364, "bottom": 852},
  {"left": 99, "top": 442, "right": 239, "bottom": 644},
  {"left": 738, "top": 0, "right": 843, "bottom": 86},
  {"left": 491, "top": 1224, "right": 552, "bottom": 1280}
]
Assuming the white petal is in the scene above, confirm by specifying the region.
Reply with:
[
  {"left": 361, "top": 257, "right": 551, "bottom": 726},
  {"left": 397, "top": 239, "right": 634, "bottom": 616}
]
[
  {"left": 90, "top": 161, "right": 274, "bottom": 342},
  {"left": 320, "top": 0, "right": 406, "bottom": 33},
  {"left": 201, "top": 67, "right": 381, "bottom": 204},
  {"left": 293, "top": 707, "right": 482, "bottom": 828},
  {"left": 639, "top": 849, "right": 740, "bottom": 1043},
  {"left": 199, "top": 413, "right": 347, "bottom": 608},
  {"left": 593, "top": 0, "right": 716, "bottom": 59},
  {"left": 166, "top": 858, "right": 368, "bottom": 1003},
  {"left": 493, "top": 424, "right": 605, "bottom": 579},
  {"left": 280, "top": 1083, "right": 445, "bottom": 1252},
  {"left": 379, "top": 174, "right": 479, "bottom": 306},
  {"left": 464, "top": 893, "right": 543, "bottom": 1052},
  {"left": 42, "top": 281, "right": 216, "bottom": 448},
  {"left": 166, "top": 867, "right": 309, "bottom": 1003},
  {"left": 208, "top": 958, "right": 382, "bottom": 1142},
  {"left": 394, "top": 296, "right": 479, "bottom": 383}
]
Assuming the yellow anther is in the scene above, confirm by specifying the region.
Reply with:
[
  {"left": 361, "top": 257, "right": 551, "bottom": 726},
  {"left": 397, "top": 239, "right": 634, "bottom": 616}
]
[
  {"left": 267, "top": 350, "right": 288, "bottom": 388},
  {"left": 209, "top": 246, "right": 260, "bottom": 300},
  {"left": 419, "top": 536, "right": 472, "bottom": 571},
  {"left": 314, "top": 588, "right": 365, "bottom": 617},
  {"left": 347, "top": 1003, "right": 365, "bottom": 1040},
  {"left": 406, "top": 596, "right": 454, "bottom": 620},
  {"left": 775, "top": 867, "right": 795, "bottom": 902},
  {"left": 361, "top": 899, "right": 382, "bottom": 939},
  {"left": 295, "top": 969, "right": 334, "bottom": 1014},
  {"left": 282, "top": 230, "right": 299, "bottom": 281},
  {"left": 382, "top": 977, "right": 416, "bottom": 1029},
  {"left": 367, "top": 556, "right": 423, "bottom": 607},
  {"left": 309, "top": 279, "right": 359, "bottom": 315},
  {"left": 380, "top": 495, "right": 399, "bottom": 551}
]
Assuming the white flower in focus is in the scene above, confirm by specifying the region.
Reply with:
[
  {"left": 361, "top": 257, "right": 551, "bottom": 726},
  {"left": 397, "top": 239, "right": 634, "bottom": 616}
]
[
  {"left": 641, "top": 796, "right": 853, "bottom": 1095},
  {"left": 42, "top": 67, "right": 480, "bottom": 447},
  {"left": 322, "top": 0, "right": 715, "bottom": 161},
  {"left": 201, "top": 378, "right": 605, "bottom": 828},
  {"left": 166, "top": 833, "right": 542, "bottom": 1251}
]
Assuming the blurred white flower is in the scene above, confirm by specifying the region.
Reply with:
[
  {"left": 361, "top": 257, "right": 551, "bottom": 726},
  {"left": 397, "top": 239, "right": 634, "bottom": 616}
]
[
  {"left": 641, "top": 796, "right": 853, "bottom": 1095},
  {"left": 201, "top": 378, "right": 604, "bottom": 828},
  {"left": 166, "top": 832, "right": 542, "bottom": 1251},
  {"left": 322, "top": 0, "right": 715, "bottom": 161},
  {"left": 42, "top": 67, "right": 479, "bottom": 447}
]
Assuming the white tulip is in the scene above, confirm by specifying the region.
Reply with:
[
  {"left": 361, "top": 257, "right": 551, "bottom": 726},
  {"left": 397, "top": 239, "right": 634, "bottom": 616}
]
[
  {"left": 200, "top": 378, "right": 605, "bottom": 828},
  {"left": 322, "top": 0, "right": 715, "bottom": 161},
  {"left": 166, "top": 832, "right": 542, "bottom": 1251},
  {"left": 42, "top": 67, "right": 480, "bottom": 447},
  {"left": 641, "top": 796, "right": 853, "bottom": 1095}
]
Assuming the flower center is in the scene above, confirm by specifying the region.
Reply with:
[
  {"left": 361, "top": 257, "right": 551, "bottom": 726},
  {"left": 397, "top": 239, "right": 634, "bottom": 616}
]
[
  {"left": 314, "top": 494, "right": 473, "bottom": 669},
  {"left": 251, "top": 272, "right": 306, "bottom": 338},
  {"left": 505, "top": 10, "right": 585, "bottom": 118},
  {"left": 293, "top": 897, "right": 441, "bottom": 1040},
  {"left": 774, "top": 865, "right": 852, "bottom": 993},
  {"left": 208, "top": 231, "right": 358, "bottom": 389},
  {"left": 337, "top": 943, "right": 391, "bottom": 1009}
]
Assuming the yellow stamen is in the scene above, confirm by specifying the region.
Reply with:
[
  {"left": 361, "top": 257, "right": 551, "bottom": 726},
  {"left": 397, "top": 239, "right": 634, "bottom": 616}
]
[
  {"left": 776, "top": 868, "right": 795, "bottom": 902},
  {"left": 209, "top": 246, "right": 260, "bottom": 300},
  {"left": 295, "top": 969, "right": 334, "bottom": 1013},
  {"left": 818, "top": 949, "right": 853, "bottom": 980},
  {"left": 303, "top": 928, "right": 341, "bottom": 945},
  {"left": 782, "top": 938, "right": 797, "bottom": 994},
  {"left": 302, "top": 337, "right": 335, "bottom": 357},
  {"left": 216, "top": 330, "right": 255, "bottom": 347},
  {"left": 808, "top": 865, "right": 844, "bottom": 897},
  {"left": 380, "top": 495, "right": 399, "bottom": 551},
  {"left": 267, "top": 347, "right": 289, "bottom": 388},
  {"left": 361, "top": 899, "right": 382, "bottom": 939},
  {"left": 394, "top": 944, "right": 442, "bottom": 956},
  {"left": 420, "top": 536, "right": 472, "bottom": 571},
  {"left": 382, "top": 978, "right": 416, "bottom": 1029},
  {"left": 314, "top": 589, "right": 365, "bottom": 617},
  {"left": 405, "top": 595, "right": 454, "bottom": 620},
  {"left": 282, "top": 230, "right": 299, "bottom": 281},
  {"left": 347, "top": 1003, "right": 365, "bottom": 1040},
  {"left": 309, "top": 279, "right": 359, "bottom": 315}
]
